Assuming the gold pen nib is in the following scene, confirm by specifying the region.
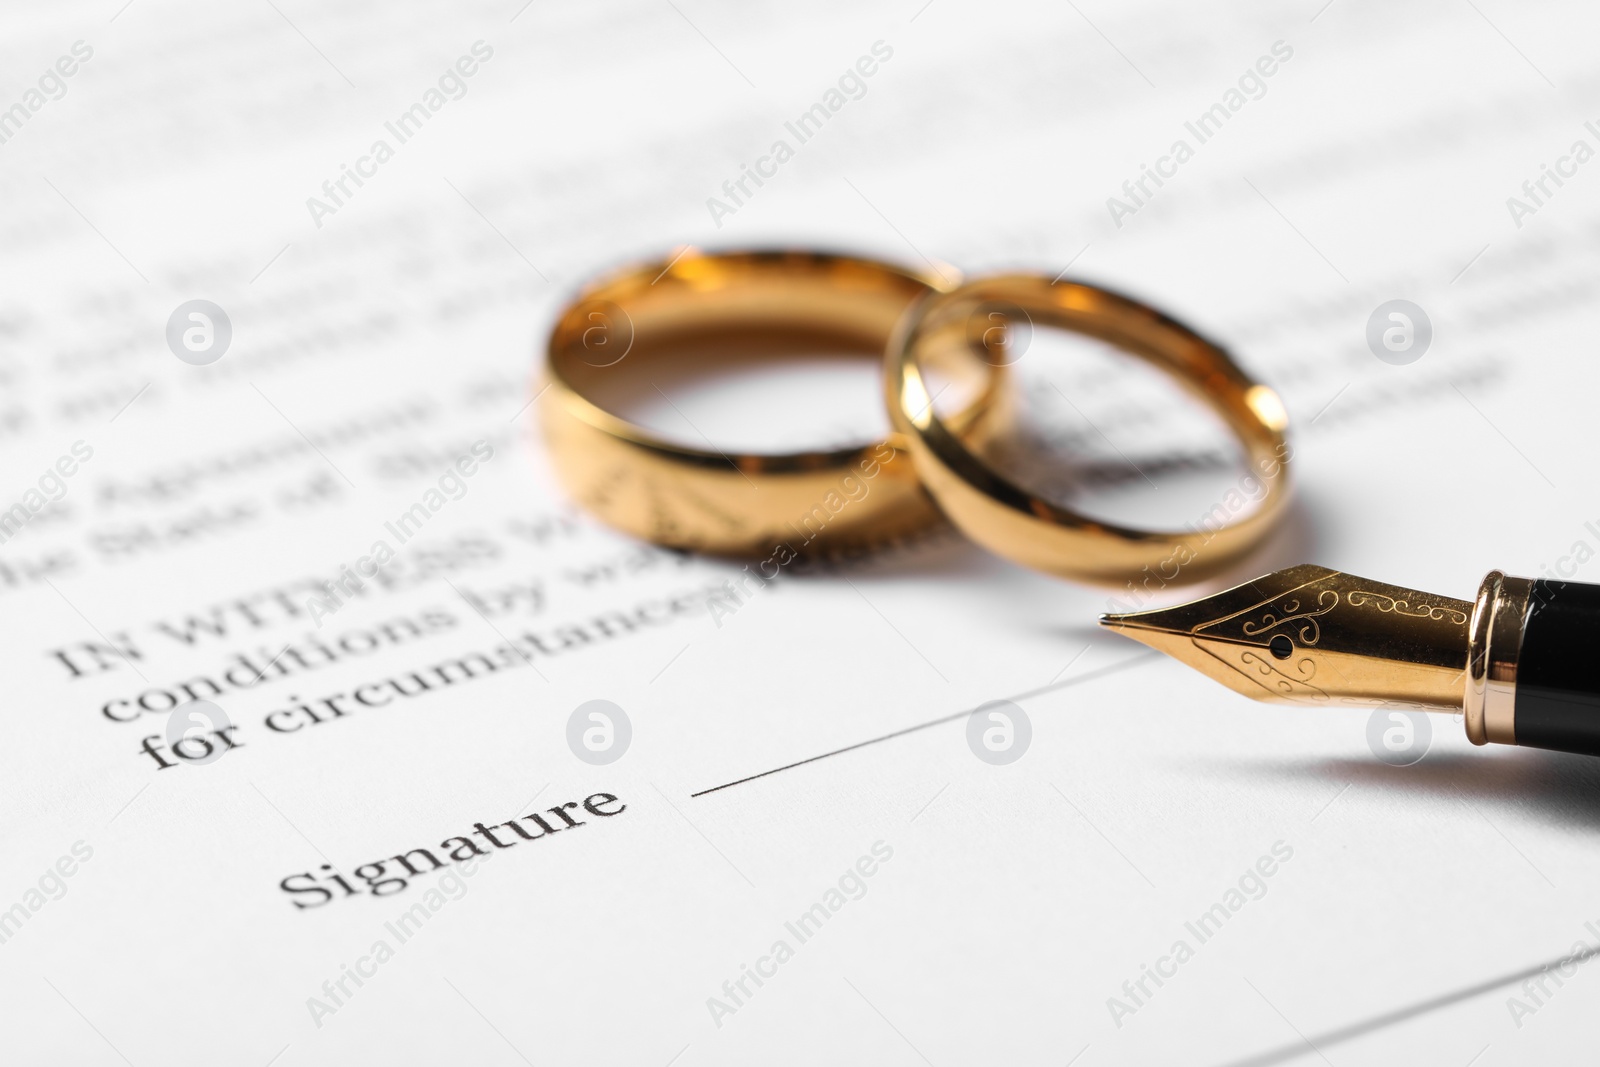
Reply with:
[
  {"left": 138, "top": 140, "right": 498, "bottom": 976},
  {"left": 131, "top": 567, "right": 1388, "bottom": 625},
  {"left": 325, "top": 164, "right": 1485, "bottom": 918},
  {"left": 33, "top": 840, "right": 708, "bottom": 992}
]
[{"left": 1100, "top": 564, "right": 1472, "bottom": 710}]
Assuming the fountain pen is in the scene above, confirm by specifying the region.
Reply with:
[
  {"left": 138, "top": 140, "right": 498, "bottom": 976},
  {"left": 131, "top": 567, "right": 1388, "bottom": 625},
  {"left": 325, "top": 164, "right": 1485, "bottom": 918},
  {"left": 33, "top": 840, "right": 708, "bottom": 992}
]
[{"left": 1100, "top": 564, "right": 1600, "bottom": 757}]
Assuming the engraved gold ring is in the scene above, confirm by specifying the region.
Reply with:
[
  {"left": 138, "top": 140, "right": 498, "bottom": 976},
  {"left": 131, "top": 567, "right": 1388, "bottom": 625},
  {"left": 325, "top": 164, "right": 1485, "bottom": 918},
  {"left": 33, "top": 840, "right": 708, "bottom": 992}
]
[{"left": 540, "top": 249, "right": 982, "bottom": 556}]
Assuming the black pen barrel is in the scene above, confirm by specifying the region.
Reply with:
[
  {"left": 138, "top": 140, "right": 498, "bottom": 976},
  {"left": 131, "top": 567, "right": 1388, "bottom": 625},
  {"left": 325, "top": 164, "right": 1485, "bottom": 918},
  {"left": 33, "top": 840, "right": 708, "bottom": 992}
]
[{"left": 1509, "top": 580, "right": 1600, "bottom": 756}]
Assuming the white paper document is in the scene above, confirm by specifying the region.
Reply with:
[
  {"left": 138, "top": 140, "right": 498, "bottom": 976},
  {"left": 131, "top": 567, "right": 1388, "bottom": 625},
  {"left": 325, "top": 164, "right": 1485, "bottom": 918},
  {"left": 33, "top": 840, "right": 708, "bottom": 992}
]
[{"left": 4, "top": 1, "right": 1600, "bottom": 1063}]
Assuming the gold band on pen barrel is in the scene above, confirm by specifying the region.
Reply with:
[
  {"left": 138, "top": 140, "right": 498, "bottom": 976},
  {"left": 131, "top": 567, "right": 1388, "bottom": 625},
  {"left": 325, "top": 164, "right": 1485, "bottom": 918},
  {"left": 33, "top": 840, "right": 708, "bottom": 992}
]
[
  {"left": 540, "top": 249, "right": 980, "bottom": 556},
  {"left": 885, "top": 274, "right": 1293, "bottom": 585},
  {"left": 1465, "top": 571, "right": 1531, "bottom": 746}
]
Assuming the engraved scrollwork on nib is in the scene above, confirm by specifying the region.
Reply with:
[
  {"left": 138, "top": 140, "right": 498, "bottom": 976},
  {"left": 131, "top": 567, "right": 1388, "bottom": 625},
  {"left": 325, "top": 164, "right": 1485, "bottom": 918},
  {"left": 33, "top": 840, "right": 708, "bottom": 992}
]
[
  {"left": 1239, "top": 650, "right": 1325, "bottom": 698},
  {"left": 1238, "top": 651, "right": 1275, "bottom": 678},
  {"left": 1239, "top": 589, "right": 1339, "bottom": 646},
  {"left": 1346, "top": 590, "right": 1469, "bottom": 625},
  {"left": 1239, "top": 651, "right": 1294, "bottom": 695},
  {"left": 1098, "top": 565, "right": 1468, "bottom": 711}
]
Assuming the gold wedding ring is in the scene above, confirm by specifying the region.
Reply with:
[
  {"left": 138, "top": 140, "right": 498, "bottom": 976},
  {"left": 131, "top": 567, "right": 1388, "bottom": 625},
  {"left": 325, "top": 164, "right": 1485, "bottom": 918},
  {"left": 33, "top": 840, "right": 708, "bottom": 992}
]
[
  {"left": 540, "top": 249, "right": 971, "bottom": 556},
  {"left": 885, "top": 275, "right": 1292, "bottom": 584}
]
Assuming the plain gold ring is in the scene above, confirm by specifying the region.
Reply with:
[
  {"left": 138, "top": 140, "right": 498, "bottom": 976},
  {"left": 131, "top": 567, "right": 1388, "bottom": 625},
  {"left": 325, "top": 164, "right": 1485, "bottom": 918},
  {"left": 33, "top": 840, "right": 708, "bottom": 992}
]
[{"left": 884, "top": 274, "right": 1293, "bottom": 585}]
